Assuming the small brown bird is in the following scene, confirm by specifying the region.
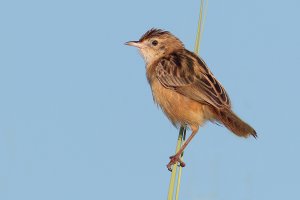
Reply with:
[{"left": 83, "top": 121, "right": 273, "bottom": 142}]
[{"left": 126, "top": 28, "right": 256, "bottom": 171}]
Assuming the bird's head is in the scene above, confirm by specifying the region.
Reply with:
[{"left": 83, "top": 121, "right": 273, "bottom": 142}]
[{"left": 125, "top": 28, "right": 184, "bottom": 64}]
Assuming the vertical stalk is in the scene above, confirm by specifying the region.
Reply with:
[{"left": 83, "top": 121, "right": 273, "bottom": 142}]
[
  {"left": 168, "top": 126, "right": 185, "bottom": 200},
  {"left": 194, "top": 0, "right": 204, "bottom": 54},
  {"left": 175, "top": 128, "right": 186, "bottom": 200}
]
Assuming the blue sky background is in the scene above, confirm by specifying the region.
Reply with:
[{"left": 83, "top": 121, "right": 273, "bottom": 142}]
[{"left": 0, "top": 0, "right": 299, "bottom": 199}]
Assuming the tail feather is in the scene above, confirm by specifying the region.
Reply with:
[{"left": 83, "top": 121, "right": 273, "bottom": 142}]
[{"left": 212, "top": 108, "right": 257, "bottom": 138}]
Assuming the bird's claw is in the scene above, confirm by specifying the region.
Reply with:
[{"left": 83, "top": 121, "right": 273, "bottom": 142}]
[{"left": 167, "top": 155, "right": 186, "bottom": 172}]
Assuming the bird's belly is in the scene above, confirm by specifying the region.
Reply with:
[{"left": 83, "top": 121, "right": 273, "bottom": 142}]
[{"left": 151, "top": 80, "right": 211, "bottom": 127}]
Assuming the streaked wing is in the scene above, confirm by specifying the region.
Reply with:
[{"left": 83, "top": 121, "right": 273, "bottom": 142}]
[{"left": 156, "top": 50, "right": 231, "bottom": 109}]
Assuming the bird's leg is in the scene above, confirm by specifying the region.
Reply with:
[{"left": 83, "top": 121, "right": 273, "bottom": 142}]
[{"left": 167, "top": 126, "right": 199, "bottom": 171}]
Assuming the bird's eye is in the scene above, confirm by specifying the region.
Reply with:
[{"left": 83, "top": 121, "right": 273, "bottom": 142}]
[{"left": 152, "top": 40, "right": 158, "bottom": 46}]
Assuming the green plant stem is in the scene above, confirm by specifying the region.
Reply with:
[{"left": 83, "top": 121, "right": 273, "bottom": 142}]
[
  {"left": 175, "top": 128, "right": 186, "bottom": 200},
  {"left": 194, "top": 0, "right": 204, "bottom": 54},
  {"left": 168, "top": 126, "right": 185, "bottom": 200}
]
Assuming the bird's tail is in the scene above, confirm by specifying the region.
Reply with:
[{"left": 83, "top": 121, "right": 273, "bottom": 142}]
[{"left": 212, "top": 108, "right": 257, "bottom": 138}]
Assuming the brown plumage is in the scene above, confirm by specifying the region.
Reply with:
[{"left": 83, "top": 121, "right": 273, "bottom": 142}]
[{"left": 126, "top": 28, "right": 256, "bottom": 171}]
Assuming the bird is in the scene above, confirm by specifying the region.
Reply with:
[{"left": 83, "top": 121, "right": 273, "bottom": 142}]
[{"left": 125, "top": 28, "right": 256, "bottom": 171}]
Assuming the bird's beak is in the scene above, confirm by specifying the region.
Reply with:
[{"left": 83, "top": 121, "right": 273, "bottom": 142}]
[{"left": 125, "top": 41, "right": 143, "bottom": 48}]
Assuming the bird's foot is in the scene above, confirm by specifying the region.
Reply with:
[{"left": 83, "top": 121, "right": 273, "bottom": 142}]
[{"left": 166, "top": 154, "right": 186, "bottom": 172}]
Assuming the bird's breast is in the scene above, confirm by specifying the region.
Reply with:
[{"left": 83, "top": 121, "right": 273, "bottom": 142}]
[{"left": 150, "top": 78, "right": 211, "bottom": 128}]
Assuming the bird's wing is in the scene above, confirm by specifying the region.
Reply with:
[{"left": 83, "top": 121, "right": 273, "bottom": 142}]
[{"left": 156, "top": 50, "right": 231, "bottom": 109}]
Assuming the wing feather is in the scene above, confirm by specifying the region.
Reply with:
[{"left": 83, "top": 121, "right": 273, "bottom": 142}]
[{"left": 155, "top": 50, "right": 231, "bottom": 109}]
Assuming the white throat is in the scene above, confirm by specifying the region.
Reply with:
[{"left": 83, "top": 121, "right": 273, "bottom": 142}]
[{"left": 139, "top": 48, "right": 157, "bottom": 65}]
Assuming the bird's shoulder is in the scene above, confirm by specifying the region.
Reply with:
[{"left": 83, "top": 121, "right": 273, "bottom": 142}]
[
  {"left": 153, "top": 49, "right": 211, "bottom": 87},
  {"left": 156, "top": 50, "right": 209, "bottom": 77}
]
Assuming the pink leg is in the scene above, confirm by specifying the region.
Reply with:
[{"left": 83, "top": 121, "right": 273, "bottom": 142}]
[{"left": 167, "top": 126, "right": 199, "bottom": 171}]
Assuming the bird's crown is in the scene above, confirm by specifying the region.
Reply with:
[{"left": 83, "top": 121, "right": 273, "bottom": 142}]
[{"left": 139, "top": 28, "right": 171, "bottom": 42}]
